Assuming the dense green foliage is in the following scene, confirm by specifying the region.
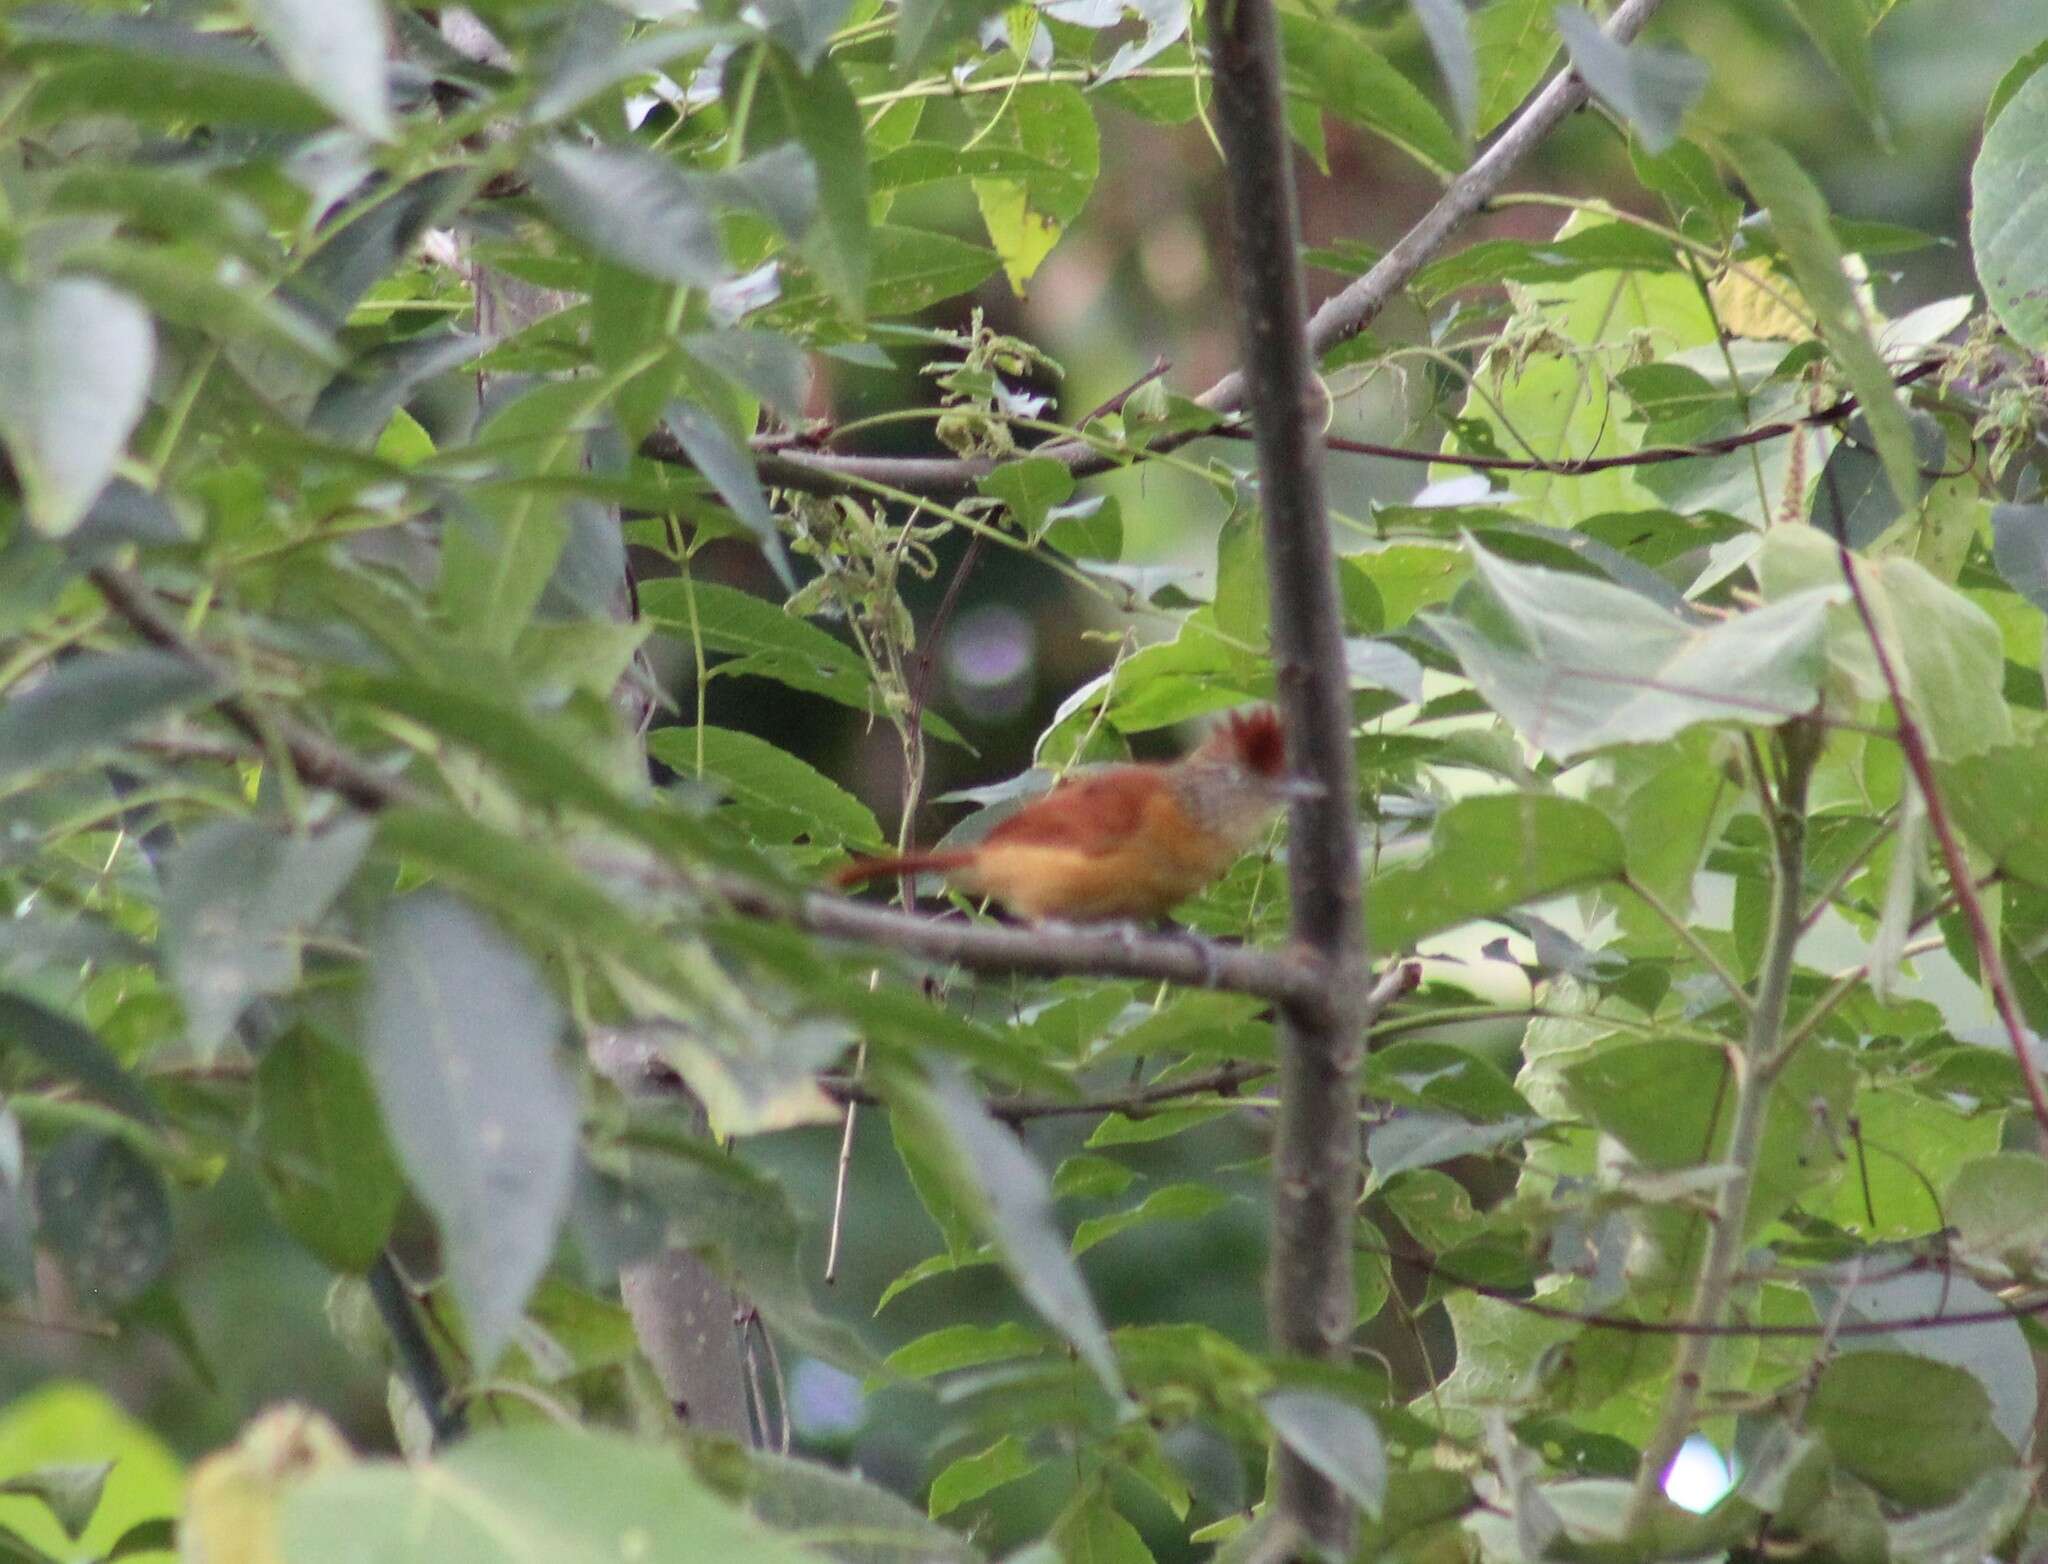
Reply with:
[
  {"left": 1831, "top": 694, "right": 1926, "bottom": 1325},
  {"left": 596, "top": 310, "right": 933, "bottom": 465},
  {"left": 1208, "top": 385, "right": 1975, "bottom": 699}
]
[{"left": 1, "top": 0, "right": 2048, "bottom": 1561}]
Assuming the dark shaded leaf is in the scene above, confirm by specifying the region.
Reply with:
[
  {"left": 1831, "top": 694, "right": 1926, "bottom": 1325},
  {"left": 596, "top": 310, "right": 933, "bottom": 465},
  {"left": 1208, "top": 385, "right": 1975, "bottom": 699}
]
[
  {"left": 257, "top": 1027, "right": 403, "bottom": 1273},
  {"left": 0, "top": 993, "right": 158, "bottom": 1126},
  {"left": 33, "top": 1132, "right": 172, "bottom": 1307}
]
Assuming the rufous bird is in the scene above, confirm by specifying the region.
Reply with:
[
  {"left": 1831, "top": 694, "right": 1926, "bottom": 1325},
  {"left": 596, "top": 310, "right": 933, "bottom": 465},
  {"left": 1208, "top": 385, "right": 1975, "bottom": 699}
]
[{"left": 834, "top": 708, "right": 1313, "bottom": 922}]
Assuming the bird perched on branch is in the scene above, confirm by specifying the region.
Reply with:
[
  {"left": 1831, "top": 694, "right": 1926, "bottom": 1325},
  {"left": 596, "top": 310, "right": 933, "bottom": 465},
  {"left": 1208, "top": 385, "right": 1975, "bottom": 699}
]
[{"left": 834, "top": 708, "right": 1314, "bottom": 922}]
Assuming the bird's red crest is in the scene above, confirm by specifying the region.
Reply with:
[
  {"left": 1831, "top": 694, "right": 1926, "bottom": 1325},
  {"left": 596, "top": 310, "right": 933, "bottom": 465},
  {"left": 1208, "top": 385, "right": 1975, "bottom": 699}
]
[{"left": 1216, "top": 707, "right": 1286, "bottom": 777}]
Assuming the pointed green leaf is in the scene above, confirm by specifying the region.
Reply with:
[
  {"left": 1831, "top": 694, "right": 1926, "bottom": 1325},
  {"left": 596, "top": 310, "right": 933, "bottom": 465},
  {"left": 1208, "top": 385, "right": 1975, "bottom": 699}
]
[
  {"left": 1366, "top": 794, "right": 1625, "bottom": 950},
  {"left": 1426, "top": 540, "right": 1832, "bottom": 760},
  {"left": 0, "top": 278, "right": 155, "bottom": 536},
  {"left": 1727, "top": 133, "right": 1920, "bottom": 506},
  {"left": 362, "top": 894, "right": 576, "bottom": 1367},
  {"left": 247, "top": 0, "right": 394, "bottom": 139}
]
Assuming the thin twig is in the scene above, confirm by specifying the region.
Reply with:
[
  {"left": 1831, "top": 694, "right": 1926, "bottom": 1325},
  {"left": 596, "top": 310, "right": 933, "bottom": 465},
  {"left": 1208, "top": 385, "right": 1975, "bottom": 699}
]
[
  {"left": 89, "top": 568, "right": 1329, "bottom": 1005},
  {"left": 1827, "top": 539, "right": 2048, "bottom": 1145},
  {"left": 819, "top": 1058, "right": 1277, "bottom": 1122},
  {"left": 368, "top": 1251, "right": 468, "bottom": 1447},
  {"left": 1217, "top": 360, "right": 1942, "bottom": 476},
  {"left": 1369, "top": 1237, "right": 2044, "bottom": 1339}
]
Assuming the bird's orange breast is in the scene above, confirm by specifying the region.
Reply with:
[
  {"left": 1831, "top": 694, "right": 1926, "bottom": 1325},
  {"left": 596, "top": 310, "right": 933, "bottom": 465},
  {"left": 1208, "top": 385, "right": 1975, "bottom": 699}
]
[{"left": 956, "top": 786, "right": 1240, "bottom": 921}]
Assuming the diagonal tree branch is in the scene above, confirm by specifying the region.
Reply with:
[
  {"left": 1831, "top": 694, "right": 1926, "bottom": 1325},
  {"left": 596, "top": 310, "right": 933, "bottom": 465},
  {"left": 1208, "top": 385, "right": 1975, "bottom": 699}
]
[
  {"left": 1204, "top": 0, "right": 1373, "bottom": 1549},
  {"left": 651, "top": 0, "right": 1670, "bottom": 503},
  {"left": 86, "top": 567, "right": 1330, "bottom": 1007}
]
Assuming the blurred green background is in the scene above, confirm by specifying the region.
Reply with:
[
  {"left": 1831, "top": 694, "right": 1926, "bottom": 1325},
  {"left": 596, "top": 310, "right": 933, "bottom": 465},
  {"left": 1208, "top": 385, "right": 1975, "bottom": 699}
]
[{"left": 4, "top": 1, "right": 2037, "bottom": 1554}]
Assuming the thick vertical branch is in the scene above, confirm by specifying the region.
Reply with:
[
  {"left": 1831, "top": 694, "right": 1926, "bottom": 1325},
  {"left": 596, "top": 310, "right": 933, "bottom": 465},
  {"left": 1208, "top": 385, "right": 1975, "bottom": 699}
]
[{"left": 1205, "top": 0, "right": 1368, "bottom": 1550}]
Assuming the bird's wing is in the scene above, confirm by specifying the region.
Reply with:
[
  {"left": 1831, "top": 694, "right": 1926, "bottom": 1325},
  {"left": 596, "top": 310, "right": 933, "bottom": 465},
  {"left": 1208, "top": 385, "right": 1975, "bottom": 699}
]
[{"left": 980, "top": 767, "right": 1162, "bottom": 855}]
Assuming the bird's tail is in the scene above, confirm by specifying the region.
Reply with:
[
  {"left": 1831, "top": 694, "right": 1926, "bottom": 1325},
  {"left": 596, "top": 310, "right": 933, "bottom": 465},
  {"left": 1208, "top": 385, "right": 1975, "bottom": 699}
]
[{"left": 832, "top": 850, "right": 975, "bottom": 890}]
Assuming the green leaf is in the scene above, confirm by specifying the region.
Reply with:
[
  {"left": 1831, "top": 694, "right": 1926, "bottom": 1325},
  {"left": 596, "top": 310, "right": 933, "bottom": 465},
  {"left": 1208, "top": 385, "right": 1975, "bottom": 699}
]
[
  {"left": 1051, "top": 1486, "right": 1154, "bottom": 1564},
  {"left": 649, "top": 726, "right": 878, "bottom": 846},
  {"left": 738, "top": 1450, "right": 980, "bottom": 1564},
  {"left": 1411, "top": 0, "right": 1478, "bottom": 135},
  {"left": 528, "top": 21, "right": 742, "bottom": 123},
  {"left": 159, "top": 819, "right": 372, "bottom": 1057},
  {"left": 1470, "top": 0, "right": 1558, "bottom": 134},
  {"left": 1942, "top": 738, "right": 2048, "bottom": 886},
  {"left": 666, "top": 400, "right": 793, "bottom": 588},
  {"left": 0, "top": 650, "right": 216, "bottom": 785},
  {"left": 1886, "top": 1470, "right": 2032, "bottom": 1564},
  {"left": 247, "top": 0, "right": 394, "bottom": 140},
  {"left": 969, "top": 84, "right": 1099, "bottom": 293},
  {"left": 1261, "top": 1391, "right": 1387, "bottom": 1518},
  {"left": 1071, "top": 1183, "right": 1229, "bottom": 1256},
  {"left": 637, "top": 579, "right": 889, "bottom": 718},
  {"left": 1425, "top": 540, "right": 1832, "bottom": 761},
  {"left": 1944, "top": 1154, "right": 2048, "bottom": 1278},
  {"left": 1280, "top": 13, "right": 1464, "bottom": 175},
  {"left": 886, "top": 1067, "right": 1124, "bottom": 1398},
  {"left": 1552, "top": 5, "right": 1708, "bottom": 154},
  {"left": 1367, "top": 795, "right": 1625, "bottom": 950},
  {"left": 372, "top": 808, "right": 710, "bottom": 1017},
  {"left": 1363, "top": 1042, "right": 1533, "bottom": 1121},
  {"left": 0, "top": 993, "right": 159, "bottom": 1126},
  {"left": 361, "top": 893, "right": 577, "bottom": 1367},
  {"left": 1974, "top": 58, "right": 2048, "bottom": 350},
  {"left": 527, "top": 142, "right": 733, "bottom": 288},
  {"left": 928, "top": 1434, "right": 1039, "bottom": 1519},
  {"left": 282, "top": 1428, "right": 827, "bottom": 1564},
  {"left": 882, "top": 1321, "right": 1047, "bottom": 1381},
  {"left": 8, "top": 10, "right": 330, "bottom": 130},
  {"left": 760, "top": 54, "right": 868, "bottom": 311},
  {"left": 1213, "top": 502, "right": 1269, "bottom": 647},
  {"left": 751, "top": 0, "right": 853, "bottom": 73},
  {"left": 980, "top": 457, "right": 1075, "bottom": 536},
  {"left": 872, "top": 143, "right": 1057, "bottom": 193},
  {"left": 1561, "top": 1038, "right": 1853, "bottom": 1234},
  {"left": 1727, "top": 134, "right": 1920, "bottom": 507},
  {"left": 336, "top": 675, "right": 715, "bottom": 861},
  {"left": 1991, "top": 502, "right": 2048, "bottom": 613},
  {"left": 860, "top": 225, "right": 1003, "bottom": 317},
  {"left": 256, "top": 1027, "right": 403, "bottom": 1273},
  {"left": 1862, "top": 556, "right": 2012, "bottom": 761},
  {"left": 0, "top": 278, "right": 155, "bottom": 536},
  {"left": 1631, "top": 137, "right": 1741, "bottom": 239},
  {"left": 1775, "top": 0, "right": 1885, "bottom": 141},
  {"left": 33, "top": 1132, "right": 173, "bottom": 1307},
  {"left": 1985, "top": 36, "right": 2048, "bottom": 132},
  {"left": 1807, "top": 1352, "right": 2014, "bottom": 1507},
  {"left": 893, "top": 0, "right": 1006, "bottom": 72},
  {"left": 0, "top": 1465, "right": 109, "bottom": 1542}
]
